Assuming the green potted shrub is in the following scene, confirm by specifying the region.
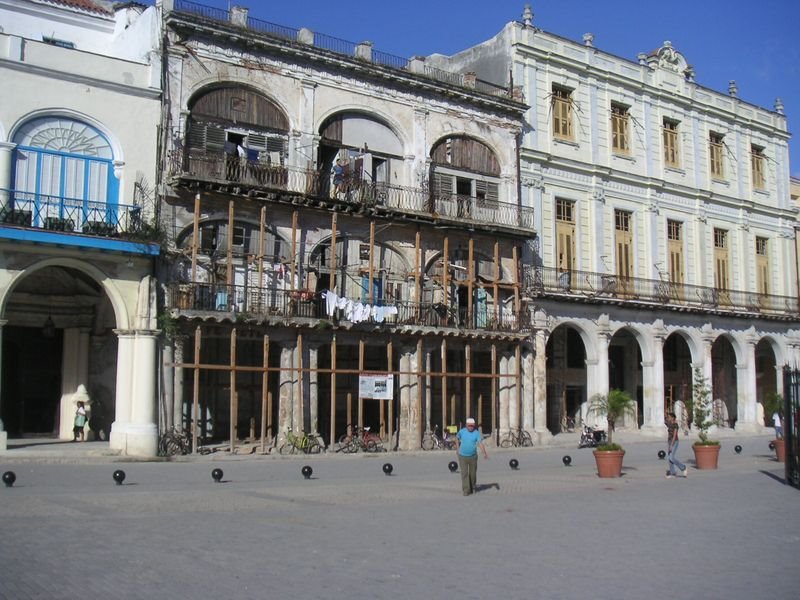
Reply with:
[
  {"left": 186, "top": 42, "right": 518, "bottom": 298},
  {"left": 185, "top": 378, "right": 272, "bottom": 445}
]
[
  {"left": 687, "top": 367, "right": 721, "bottom": 469},
  {"left": 762, "top": 392, "right": 785, "bottom": 462},
  {"left": 589, "top": 389, "right": 635, "bottom": 478}
]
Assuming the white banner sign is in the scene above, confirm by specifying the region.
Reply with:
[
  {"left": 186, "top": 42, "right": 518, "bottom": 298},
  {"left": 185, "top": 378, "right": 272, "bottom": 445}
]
[{"left": 359, "top": 374, "right": 394, "bottom": 400}]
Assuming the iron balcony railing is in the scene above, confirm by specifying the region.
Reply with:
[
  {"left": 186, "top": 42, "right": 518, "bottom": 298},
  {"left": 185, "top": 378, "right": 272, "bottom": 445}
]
[
  {"left": 170, "top": 151, "right": 535, "bottom": 231},
  {"left": 0, "top": 189, "right": 143, "bottom": 238},
  {"left": 524, "top": 265, "right": 799, "bottom": 317},
  {"left": 172, "top": 0, "right": 512, "bottom": 99},
  {"left": 168, "top": 282, "right": 528, "bottom": 333}
]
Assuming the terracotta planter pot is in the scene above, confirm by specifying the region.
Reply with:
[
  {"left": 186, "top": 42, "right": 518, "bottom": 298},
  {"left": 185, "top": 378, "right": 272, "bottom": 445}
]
[
  {"left": 774, "top": 438, "right": 786, "bottom": 463},
  {"left": 692, "top": 443, "right": 721, "bottom": 469},
  {"left": 593, "top": 449, "right": 625, "bottom": 478}
]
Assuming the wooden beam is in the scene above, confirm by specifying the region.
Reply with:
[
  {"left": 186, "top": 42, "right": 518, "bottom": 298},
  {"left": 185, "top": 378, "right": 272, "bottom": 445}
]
[
  {"left": 191, "top": 194, "right": 200, "bottom": 283},
  {"left": 290, "top": 210, "right": 298, "bottom": 291},
  {"left": 192, "top": 326, "right": 201, "bottom": 454},
  {"left": 229, "top": 327, "right": 237, "bottom": 453},
  {"left": 330, "top": 334, "right": 337, "bottom": 448},
  {"left": 260, "top": 334, "right": 270, "bottom": 454},
  {"left": 441, "top": 338, "right": 447, "bottom": 431},
  {"left": 227, "top": 200, "right": 234, "bottom": 286},
  {"left": 330, "top": 213, "right": 338, "bottom": 292},
  {"left": 368, "top": 220, "right": 375, "bottom": 304},
  {"left": 492, "top": 343, "right": 497, "bottom": 442},
  {"left": 257, "top": 206, "right": 266, "bottom": 291},
  {"left": 358, "top": 337, "right": 365, "bottom": 429}
]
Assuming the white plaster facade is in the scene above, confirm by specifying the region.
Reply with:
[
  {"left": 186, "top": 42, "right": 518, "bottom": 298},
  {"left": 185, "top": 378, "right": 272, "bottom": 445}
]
[
  {"left": 0, "top": 0, "right": 162, "bottom": 455},
  {"left": 431, "top": 11, "right": 798, "bottom": 439}
]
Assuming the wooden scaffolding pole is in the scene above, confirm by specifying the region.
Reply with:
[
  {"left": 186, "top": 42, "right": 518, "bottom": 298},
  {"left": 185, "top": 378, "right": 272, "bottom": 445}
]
[
  {"left": 260, "top": 334, "right": 270, "bottom": 454},
  {"left": 330, "top": 334, "right": 337, "bottom": 447},
  {"left": 516, "top": 342, "right": 522, "bottom": 430},
  {"left": 416, "top": 338, "right": 423, "bottom": 446},
  {"left": 297, "top": 332, "right": 304, "bottom": 433},
  {"left": 467, "top": 236, "right": 474, "bottom": 325},
  {"left": 191, "top": 326, "right": 201, "bottom": 454},
  {"left": 491, "top": 343, "right": 497, "bottom": 442},
  {"left": 512, "top": 244, "right": 520, "bottom": 313},
  {"left": 290, "top": 210, "right": 298, "bottom": 291},
  {"left": 387, "top": 340, "right": 394, "bottom": 444},
  {"left": 442, "top": 235, "right": 450, "bottom": 306},
  {"left": 227, "top": 200, "right": 234, "bottom": 286},
  {"left": 368, "top": 220, "right": 375, "bottom": 304},
  {"left": 466, "top": 343, "right": 472, "bottom": 420},
  {"left": 229, "top": 328, "right": 237, "bottom": 453},
  {"left": 358, "top": 337, "right": 365, "bottom": 429},
  {"left": 441, "top": 338, "right": 447, "bottom": 430},
  {"left": 414, "top": 229, "right": 421, "bottom": 311},
  {"left": 330, "top": 213, "right": 338, "bottom": 292},
  {"left": 493, "top": 241, "right": 500, "bottom": 325},
  {"left": 191, "top": 194, "right": 200, "bottom": 283},
  {"left": 257, "top": 206, "right": 266, "bottom": 291}
]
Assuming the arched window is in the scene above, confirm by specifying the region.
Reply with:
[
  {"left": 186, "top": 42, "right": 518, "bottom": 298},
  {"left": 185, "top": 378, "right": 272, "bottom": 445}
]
[
  {"left": 429, "top": 136, "right": 501, "bottom": 219},
  {"left": 11, "top": 117, "right": 117, "bottom": 230}
]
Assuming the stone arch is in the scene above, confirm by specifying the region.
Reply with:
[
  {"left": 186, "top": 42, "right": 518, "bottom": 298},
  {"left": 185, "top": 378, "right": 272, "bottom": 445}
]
[
  {"left": 430, "top": 134, "right": 501, "bottom": 176},
  {"left": 187, "top": 84, "right": 290, "bottom": 132},
  {"left": 316, "top": 107, "right": 408, "bottom": 154},
  {"left": 0, "top": 257, "right": 130, "bottom": 330}
]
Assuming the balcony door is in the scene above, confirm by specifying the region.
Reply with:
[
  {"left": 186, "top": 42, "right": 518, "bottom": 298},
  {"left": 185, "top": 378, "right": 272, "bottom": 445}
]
[
  {"left": 615, "top": 210, "right": 634, "bottom": 295},
  {"left": 11, "top": 117, "right": 116, "bottom": 230}
]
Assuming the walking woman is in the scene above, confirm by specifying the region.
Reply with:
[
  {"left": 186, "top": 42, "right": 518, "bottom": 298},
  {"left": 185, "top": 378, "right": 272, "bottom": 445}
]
[{"left": 73, "top": 401, "right": 88, "bottom": 442}]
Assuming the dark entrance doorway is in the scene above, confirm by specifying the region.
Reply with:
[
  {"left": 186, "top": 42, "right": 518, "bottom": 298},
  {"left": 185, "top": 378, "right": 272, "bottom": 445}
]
[{"left": 2, "top": 325, "right": 63, "bottom": 436}]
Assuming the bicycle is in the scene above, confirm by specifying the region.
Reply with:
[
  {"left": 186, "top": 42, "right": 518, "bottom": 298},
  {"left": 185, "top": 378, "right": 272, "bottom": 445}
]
[
  {"left": 337, "top": 424, "right": 385, "bottom": 453},
  {"left": 499, "top": 427, "right": 534, "bottom": 448},
  {"left": 158, "top": 427, "right": 191, "bottom": 457},
  {"left": 278, "top": 428, "right": 322, "bottom": 455},
  {"left": 421, "top": 425, "right": 456, "bottom": 450}
]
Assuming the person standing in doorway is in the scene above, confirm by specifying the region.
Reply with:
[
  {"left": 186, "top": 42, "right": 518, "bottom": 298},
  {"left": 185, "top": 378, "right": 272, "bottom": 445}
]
[
  {"left": 73, "top": 401, "right": 88, "bottom": 442},
  {"left": 665, "top": 412, "right": 687, "bottom": 479},
  {"left": 455, "top": 417, "right": 488, "bottom": 495}
]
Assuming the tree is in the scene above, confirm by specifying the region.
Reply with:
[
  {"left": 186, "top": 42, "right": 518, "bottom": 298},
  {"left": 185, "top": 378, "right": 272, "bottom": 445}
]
[{"left": 589, "top": 389, "right": 635, "bottom": 446}]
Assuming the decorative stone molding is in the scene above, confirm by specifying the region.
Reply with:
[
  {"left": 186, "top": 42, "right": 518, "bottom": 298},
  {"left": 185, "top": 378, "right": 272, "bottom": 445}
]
[
  {"left": 592, "top": 188, "right": 606, "bottom": 203},
  {"left": 521, "top": 176, "right": 544, "bottom": 190},
  {"left": 230, "top": 6, "right": 249, "bottom": 28},
  {"left": 298, "top": 28, "right": 314, "bottom": 45}
]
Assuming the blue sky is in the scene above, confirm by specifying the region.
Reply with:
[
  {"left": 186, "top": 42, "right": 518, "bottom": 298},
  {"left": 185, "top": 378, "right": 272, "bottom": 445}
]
[{"left": 201, "top": 0, "right": 800, "bottom": 176}]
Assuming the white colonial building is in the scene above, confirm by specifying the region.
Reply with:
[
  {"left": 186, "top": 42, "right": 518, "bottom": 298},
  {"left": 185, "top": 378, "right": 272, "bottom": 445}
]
[
  {"left": 430, "top": 6, "right": 798, "bottom": 438},
  {"left": 0, "top": 0, "right": 162, "bottom": 455}
]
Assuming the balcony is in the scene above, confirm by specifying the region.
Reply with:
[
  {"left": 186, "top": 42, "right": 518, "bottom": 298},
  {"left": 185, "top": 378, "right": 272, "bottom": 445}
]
[
  {"left": 167, "top": 282, "right": 529, "bottom": 334},
  {"left": 524, "top": 265, "right": 799, "bottom": 319},
  {"left": 169, "top": 151, "right": 535, "bottom": 233},
  {"left": 0, "top": 189, "right": 143, "bottom": 239}
]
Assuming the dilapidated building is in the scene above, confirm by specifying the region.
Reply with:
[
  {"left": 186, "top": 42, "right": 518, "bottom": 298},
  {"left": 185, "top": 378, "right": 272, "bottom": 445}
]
[{"left": 158, "top": 0, "right": 533, "bottom": 452}]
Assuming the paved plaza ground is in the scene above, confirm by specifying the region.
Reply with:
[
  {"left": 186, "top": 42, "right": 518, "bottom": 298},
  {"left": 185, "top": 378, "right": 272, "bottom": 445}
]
[{"left": 0, "top": 432, "right": 798, "bottom": 600}]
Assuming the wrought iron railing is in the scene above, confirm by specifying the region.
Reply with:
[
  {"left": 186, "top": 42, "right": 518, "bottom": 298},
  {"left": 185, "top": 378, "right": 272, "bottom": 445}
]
[
  {"left": 167, "top": 282, "right": 527, "bottom": 332},
  {"left": 0, "top": 189, "right": 143, "bottom": 238},
  {"left": 171, "top": 0, "right": 513, "bottom": 99},
  {"left": 170, "top": 151, "right": 535, "bottom": 231},
  {"left": 524, "top": 265, "right": 799, "bottom": 317}
]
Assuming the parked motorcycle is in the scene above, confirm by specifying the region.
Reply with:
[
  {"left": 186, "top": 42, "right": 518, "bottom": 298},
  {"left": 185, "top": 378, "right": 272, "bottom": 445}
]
[{"left": 578, "top": 425, "right": 607, "bottom": 448}]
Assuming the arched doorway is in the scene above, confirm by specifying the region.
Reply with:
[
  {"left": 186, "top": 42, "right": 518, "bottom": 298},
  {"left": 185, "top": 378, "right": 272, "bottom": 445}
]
[
  {"left": 711, "top": 336, "right": 738, "bottom": 428},
  {"left": 607, "top": 328, "right": 642, "bottom": 429},
  {"left": 1, "top": 265, "right": 117, "bottom": 440},
  {"left": 663, "top": 333, "right": 693, "bottom": 429},
  {"left": 755, "top": 338, "right": 778, "bottom": 425},
  {"left": 545, "top": 324, "right": 587, "bottom": 434}
]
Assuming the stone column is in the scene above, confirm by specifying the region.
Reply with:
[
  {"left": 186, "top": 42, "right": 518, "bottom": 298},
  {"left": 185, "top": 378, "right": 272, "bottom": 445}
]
[
  {"left": 735, "top": 334, "right": 759, "bottom": 432},
  {"left": 424, "top": 350, "right": 432, "bottom": 430},
  {"left": 162, "top": 341, "right": 174, "bottom": 431},
  {"left": 127, "top": 330, "right": 159, "bottom": 456},
  {"left": 308, "top": 344, "right": 319, "bottom": 434},
  {"left": 521, "top": 347, "right": 534, "bottom": 431},
  {"left": 277, "top": 344, "right": 295, "bottom": 443},
  {"left": 498, "top": 353, "right": 510, "bottom": 434},
  {"left": 533, "top": 321, "right": 549, "bottom": 436},
  {"left": 397, "top": 348, "right": 420, "bottom": 450},
  {"left": 641, "top": 326, "right": 666, "bottom": 434},
  {"left": 0, "top": 142, "right": 14, "bottom": 211},
  {"left": 109, "top": 330, "right": 135, "bottom": 453},
  {"left": 173, "top": 335, "right": 187, "bottom": 430},
  {"left": 0, "top": 320, "right": 6, "bottom": 451}
]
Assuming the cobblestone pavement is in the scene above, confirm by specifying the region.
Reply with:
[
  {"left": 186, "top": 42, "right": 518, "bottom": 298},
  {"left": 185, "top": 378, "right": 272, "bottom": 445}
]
[{"left": 1, "top": 433, "right": 798, "bottom": 600}]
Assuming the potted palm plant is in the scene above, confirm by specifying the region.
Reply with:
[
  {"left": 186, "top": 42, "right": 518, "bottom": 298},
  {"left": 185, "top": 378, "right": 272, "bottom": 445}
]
[
  {"left": 589, "top": 389, "right": 636, "bottom": 478},
  {"left": 762, "top": 392, "right": 785, "bottom": 462},
  {"left": 687, "top": 367, "right": 721, "bottom": 469}
]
